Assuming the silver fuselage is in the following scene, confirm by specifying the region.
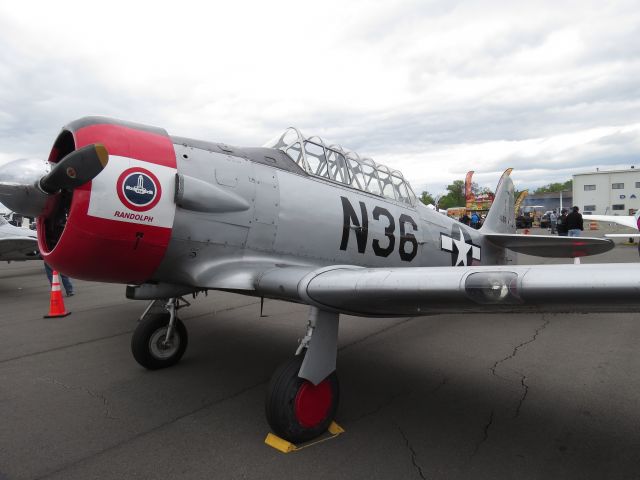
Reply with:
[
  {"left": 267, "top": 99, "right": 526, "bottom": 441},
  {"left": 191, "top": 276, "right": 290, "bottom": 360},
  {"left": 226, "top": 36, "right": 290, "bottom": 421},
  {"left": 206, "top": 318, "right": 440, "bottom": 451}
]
[{"left": 152, "top": 139, "right": 510, "bottom": 290}]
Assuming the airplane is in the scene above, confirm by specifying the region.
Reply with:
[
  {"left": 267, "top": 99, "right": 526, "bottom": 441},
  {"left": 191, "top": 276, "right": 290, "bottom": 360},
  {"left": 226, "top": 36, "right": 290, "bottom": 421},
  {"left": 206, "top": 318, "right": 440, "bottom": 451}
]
[
  {"left": 584, "top": 211, "right": 640, "bottom": 237},
  {"left": 0, "top": 211, "right": 39, "bottom": 261},
  {"left": 1, "top": 116, "right": 639, "bottom": 444}
]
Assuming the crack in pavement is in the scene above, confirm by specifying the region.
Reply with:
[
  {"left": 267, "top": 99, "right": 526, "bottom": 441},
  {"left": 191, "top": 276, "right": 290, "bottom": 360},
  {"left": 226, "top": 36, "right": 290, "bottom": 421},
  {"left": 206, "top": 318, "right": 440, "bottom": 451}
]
[
  {"left": 34, "top": 379, "right": 267, "bottom": 480},
  {"left": 514, "top": 375, "right": 529, "bottom": 418},
  {"left": 397, "top": 426, "right": 427, "bottom": 480},
  {"left": 84, "top": 388, "right": 118, "bottom": 420},
  {"left": 37, "top": 376, "right": 118, "bottom": 420},
  {"left": 472, "top": 409, "right": 494, "bottom": 457},
  {"left": 488, "top": 316, "right": 550, "bottom": 421},
  {"left": 490, "top": 316, "right": 550, "bottom": 377},
  {"left": 474, "top": 316, "right": 550, "bottom": 455}
]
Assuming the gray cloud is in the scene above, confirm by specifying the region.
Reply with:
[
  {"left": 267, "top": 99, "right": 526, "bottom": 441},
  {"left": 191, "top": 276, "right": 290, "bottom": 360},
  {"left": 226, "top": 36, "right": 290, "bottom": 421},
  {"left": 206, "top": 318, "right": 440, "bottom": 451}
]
[{"left": 1, "top": 1, "right": 639, "bottom": 199}]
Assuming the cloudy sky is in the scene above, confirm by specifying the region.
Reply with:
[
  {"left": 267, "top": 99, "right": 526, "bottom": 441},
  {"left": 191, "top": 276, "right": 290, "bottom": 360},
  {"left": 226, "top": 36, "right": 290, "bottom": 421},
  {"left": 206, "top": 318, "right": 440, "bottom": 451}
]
[{"left": 1, "top": 0, "right": 639, "bottom": 200}]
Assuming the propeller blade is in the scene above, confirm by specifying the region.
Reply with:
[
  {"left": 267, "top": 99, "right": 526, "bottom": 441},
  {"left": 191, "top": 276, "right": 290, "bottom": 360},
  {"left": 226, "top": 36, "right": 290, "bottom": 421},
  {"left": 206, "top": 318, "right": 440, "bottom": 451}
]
[{"left": 39, "top": 144, "right": 108, "bottom": 193}]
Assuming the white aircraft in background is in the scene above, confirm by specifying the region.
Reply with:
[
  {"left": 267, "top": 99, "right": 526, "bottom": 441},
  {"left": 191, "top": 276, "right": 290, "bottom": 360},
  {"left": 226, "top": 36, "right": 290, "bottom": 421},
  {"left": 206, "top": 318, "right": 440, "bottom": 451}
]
[
  {"left": 587, "top": 211, "right": 640, "bottom": 237},
  {"left": 0, "top": 215, "right": 38, "bottom": 261}
]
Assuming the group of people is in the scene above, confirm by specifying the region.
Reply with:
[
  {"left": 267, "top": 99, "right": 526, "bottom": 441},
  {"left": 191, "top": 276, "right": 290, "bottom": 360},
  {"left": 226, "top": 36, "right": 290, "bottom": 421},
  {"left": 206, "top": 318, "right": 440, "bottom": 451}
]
[
  {"left": 459, "top": 211, "right": 484, "bottom": 229},
  {"left": 549, "top": 206, "right": 584, "bottom": 237},
  {"left": 459, "top": 206, "right": 585, "bottom": 236}
]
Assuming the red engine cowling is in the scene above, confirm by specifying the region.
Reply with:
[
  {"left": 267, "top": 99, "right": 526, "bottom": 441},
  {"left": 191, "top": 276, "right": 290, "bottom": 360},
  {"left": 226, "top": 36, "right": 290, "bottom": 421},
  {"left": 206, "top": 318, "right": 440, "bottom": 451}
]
[{"left": 39, "top": 117, "right": 177, "bottom": 284}]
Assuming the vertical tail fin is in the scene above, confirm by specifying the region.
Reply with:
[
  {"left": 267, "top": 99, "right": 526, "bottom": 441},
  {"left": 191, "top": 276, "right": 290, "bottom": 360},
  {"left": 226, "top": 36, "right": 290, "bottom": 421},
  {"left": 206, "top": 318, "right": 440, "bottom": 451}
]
[{"left": 481, "top": 168, "right": 515, "bottom": 233}]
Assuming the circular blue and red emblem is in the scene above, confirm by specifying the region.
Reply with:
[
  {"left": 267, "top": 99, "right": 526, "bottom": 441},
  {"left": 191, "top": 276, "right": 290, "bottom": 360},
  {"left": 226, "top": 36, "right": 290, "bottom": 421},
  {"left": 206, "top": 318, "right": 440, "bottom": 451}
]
[{"left": 116, "top": 167, "right": 162, "bottom": 212}]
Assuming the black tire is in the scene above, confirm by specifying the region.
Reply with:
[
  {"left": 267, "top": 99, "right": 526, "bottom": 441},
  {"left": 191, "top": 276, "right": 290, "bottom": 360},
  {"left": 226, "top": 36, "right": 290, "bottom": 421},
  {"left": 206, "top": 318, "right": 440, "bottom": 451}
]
[
  {"left": 265, "top": 353, "right": 339, "bottom": 443},
  {"left": 131, "top": 313, "right": 188, "bottom": 370}
]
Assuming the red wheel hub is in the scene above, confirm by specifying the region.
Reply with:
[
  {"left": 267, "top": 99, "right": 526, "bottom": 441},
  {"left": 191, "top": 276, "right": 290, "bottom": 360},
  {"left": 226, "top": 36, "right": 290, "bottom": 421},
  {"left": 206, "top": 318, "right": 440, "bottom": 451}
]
[{"left": 294, "top": 379, "right": 332, "bottom": 428}]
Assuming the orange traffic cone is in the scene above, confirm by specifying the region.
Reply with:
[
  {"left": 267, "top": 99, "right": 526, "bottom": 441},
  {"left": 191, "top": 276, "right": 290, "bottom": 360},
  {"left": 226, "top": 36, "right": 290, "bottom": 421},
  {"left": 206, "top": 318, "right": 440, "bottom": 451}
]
[{"left": 44, "top": 270, "right": 71, "bottom": 318}]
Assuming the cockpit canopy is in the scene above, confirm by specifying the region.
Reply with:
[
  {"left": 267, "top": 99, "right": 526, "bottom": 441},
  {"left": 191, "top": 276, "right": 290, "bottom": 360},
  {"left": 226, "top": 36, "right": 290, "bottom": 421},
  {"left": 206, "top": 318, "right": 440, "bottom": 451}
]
[{"left": 264, "top": 127, "right": 417, "bottom": 206}]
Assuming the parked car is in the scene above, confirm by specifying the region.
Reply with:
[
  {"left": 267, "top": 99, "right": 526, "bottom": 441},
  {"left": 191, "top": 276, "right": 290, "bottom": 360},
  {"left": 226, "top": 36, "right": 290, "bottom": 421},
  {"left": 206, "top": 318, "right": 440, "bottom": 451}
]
[{"left": 516, "top": 213, "right": 533, "bottom": 229}]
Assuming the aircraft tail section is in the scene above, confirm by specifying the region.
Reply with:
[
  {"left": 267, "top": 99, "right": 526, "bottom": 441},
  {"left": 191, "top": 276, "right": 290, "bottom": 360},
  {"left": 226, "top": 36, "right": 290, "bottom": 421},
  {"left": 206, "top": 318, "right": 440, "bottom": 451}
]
[{"left": 480, "top": 168, "right": 515, "bottom": 234}]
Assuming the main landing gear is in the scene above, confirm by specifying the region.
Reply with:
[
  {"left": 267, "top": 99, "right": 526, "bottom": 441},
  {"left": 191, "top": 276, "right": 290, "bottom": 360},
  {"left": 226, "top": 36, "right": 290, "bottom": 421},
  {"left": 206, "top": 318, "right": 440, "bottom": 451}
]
[
  {"left": 131, "top": 299, "right": 341, "bottom": 444},
  {"left": 266, "top": 307, "right": 341, "bottom": 443},
  {"left": 266, "top": 353, "right": 339, "bottom": 443}
]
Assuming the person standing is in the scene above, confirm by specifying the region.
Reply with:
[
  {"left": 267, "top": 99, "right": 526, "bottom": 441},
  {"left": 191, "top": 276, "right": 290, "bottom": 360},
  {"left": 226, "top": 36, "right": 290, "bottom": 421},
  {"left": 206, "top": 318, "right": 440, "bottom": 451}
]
[
  {"left": 550, "top": 209, "right": 557, "bottom": 234},
  {"left": 470, "top": 211, "right": 479, "bottom": 229},
  {"left": 44, "top": 262, "right": 75, "bottom": 297},
  {"left": 566, "top": 206, "right": 583, "bottom": 237},
  {"left": 556, "top": 209, "right": 568, "bottom": 236}
]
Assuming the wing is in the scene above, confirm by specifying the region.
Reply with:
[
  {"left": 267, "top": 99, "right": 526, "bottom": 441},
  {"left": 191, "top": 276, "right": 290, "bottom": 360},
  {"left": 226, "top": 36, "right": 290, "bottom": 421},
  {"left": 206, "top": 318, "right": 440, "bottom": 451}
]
[
  {"left": 255, "top": 263, "right": 640, "bottom": 317},
  {"left": 483, "top": 233, "right": 613, "bottom": 257},
  {"left": 0, "top": 236, "right": 39, "bottom": 261},
  {"left": 587, "top": 214, "right": 638, "bottom": 229}
]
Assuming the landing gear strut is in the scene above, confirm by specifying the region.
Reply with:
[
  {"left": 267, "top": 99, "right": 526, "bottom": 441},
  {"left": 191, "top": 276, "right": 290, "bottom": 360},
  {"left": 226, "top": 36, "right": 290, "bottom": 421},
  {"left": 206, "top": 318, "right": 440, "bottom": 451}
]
[
  {"left": 131, "top": 297, "right": 190, "bottom": 370},
  {"left": 266, "top": 307, "right": 340, "bottom": 443}
]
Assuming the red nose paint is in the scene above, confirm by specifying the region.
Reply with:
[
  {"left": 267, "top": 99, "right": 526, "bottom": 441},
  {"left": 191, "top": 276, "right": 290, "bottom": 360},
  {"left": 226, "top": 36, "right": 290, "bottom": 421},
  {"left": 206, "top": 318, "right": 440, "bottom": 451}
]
[{"left": 40, "top": 118, "right": 176, "bottom": 284}]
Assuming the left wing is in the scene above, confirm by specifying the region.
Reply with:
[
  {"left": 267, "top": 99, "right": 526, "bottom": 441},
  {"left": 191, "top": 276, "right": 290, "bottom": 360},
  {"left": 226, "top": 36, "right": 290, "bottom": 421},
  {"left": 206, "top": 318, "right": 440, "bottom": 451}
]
[
  {"left": 0, "top": 236, "right": 39, "bottom": 261},
  {"left": 256, "top": 263, "right": 640, "bottom": 317}
]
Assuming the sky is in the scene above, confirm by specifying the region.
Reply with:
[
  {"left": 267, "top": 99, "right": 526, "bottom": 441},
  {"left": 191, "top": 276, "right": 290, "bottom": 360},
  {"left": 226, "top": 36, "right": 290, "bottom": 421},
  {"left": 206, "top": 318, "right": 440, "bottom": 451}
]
[{"left": 1, "top": 0, "right": 639, "bottom": 203}]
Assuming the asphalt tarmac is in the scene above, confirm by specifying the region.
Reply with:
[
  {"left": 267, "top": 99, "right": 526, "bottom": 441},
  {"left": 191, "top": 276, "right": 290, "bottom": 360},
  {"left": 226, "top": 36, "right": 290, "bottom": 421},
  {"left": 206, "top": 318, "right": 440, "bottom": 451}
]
[{"left": 1, "top": 228, "right": 640, "bottom": 479}]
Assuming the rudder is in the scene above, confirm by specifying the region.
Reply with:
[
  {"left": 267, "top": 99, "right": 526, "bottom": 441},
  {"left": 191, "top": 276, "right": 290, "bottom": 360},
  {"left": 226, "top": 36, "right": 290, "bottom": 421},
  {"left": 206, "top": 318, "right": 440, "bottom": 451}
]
[{"left": 481, "top": 168, "right": 515, "bottom": 233}]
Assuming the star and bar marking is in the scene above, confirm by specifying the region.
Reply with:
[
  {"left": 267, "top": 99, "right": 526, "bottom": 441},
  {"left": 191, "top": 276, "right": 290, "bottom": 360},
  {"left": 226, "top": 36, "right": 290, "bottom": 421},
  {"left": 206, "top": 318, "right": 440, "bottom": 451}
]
[{"left": 440, "top": 225, "right": 481, "bottom": 266}]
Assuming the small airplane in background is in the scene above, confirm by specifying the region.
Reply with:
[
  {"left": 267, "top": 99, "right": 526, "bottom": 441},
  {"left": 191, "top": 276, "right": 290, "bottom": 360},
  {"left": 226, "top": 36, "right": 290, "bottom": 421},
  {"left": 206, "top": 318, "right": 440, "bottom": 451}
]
[
  {"left": 586, "top": 211, "right": 640, "bottom": 237},
  {"left": 0, "top": 213, "right": 38, "bottom": 261},
  {"left": 1, "top": 116, "right": 639, "bottom": 444}
]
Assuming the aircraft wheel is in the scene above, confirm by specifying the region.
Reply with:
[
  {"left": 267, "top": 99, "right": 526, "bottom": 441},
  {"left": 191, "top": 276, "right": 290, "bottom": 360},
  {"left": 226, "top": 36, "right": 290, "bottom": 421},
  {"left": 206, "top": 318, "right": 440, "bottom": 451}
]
[
  {"left": 266, "top": 353, "right": 339, "bottom": 443},
  {"left": 131, "top": 313, "right": 188, "bottom": 370}
]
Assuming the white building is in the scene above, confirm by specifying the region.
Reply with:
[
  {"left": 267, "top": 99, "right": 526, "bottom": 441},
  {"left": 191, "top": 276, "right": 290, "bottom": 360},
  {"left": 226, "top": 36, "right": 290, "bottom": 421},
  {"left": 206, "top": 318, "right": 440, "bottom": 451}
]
[{"left": 573, "top": 168, "right": 640, "bottom": 215}]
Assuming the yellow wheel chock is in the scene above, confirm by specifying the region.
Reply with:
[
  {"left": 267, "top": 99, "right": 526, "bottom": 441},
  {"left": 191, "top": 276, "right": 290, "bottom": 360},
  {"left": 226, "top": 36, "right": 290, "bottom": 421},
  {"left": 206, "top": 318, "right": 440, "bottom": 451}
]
[{"left": 264, "top": 422, "right": 345, "bottom": 453}]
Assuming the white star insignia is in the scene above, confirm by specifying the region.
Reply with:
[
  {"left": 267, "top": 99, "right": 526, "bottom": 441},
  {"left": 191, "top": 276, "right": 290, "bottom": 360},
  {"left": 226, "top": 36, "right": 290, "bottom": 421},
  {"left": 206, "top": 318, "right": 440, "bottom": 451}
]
[
  {"left": 452, "top": 234, "right": 472, "bottom": 266},
  {"left": 440, "top": 226, "right": 481, "bottom": 266}
]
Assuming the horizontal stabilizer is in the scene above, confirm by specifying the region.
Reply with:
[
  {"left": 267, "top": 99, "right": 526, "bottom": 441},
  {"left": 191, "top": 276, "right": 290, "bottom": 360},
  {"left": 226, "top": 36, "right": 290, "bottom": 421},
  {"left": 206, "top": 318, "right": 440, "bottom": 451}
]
[{"left": 484, "top": 233, "right": 613, "bottom": 257}]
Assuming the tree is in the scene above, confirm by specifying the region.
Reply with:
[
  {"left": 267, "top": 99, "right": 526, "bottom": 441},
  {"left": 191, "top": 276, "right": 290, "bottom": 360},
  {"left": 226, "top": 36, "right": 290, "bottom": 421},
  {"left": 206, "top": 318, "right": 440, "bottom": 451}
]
[
  {"left": 419, "top": 191, "right": 435, "bottom": 206},
  {"left": 477, "top": 186, "right": 494, "bottom": 196},
  {"left": 533, "top": 180, "right": 572, "bottom": 194},
  {"left": 437, "top": 180, "right": 466, "bottom": 209}
]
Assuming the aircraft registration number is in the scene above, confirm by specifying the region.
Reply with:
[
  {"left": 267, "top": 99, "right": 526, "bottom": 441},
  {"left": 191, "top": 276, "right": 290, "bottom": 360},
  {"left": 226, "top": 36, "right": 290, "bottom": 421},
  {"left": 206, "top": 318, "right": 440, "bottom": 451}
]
[{"left": 339, "top": 196, "right": 418, "bottom": 261}]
